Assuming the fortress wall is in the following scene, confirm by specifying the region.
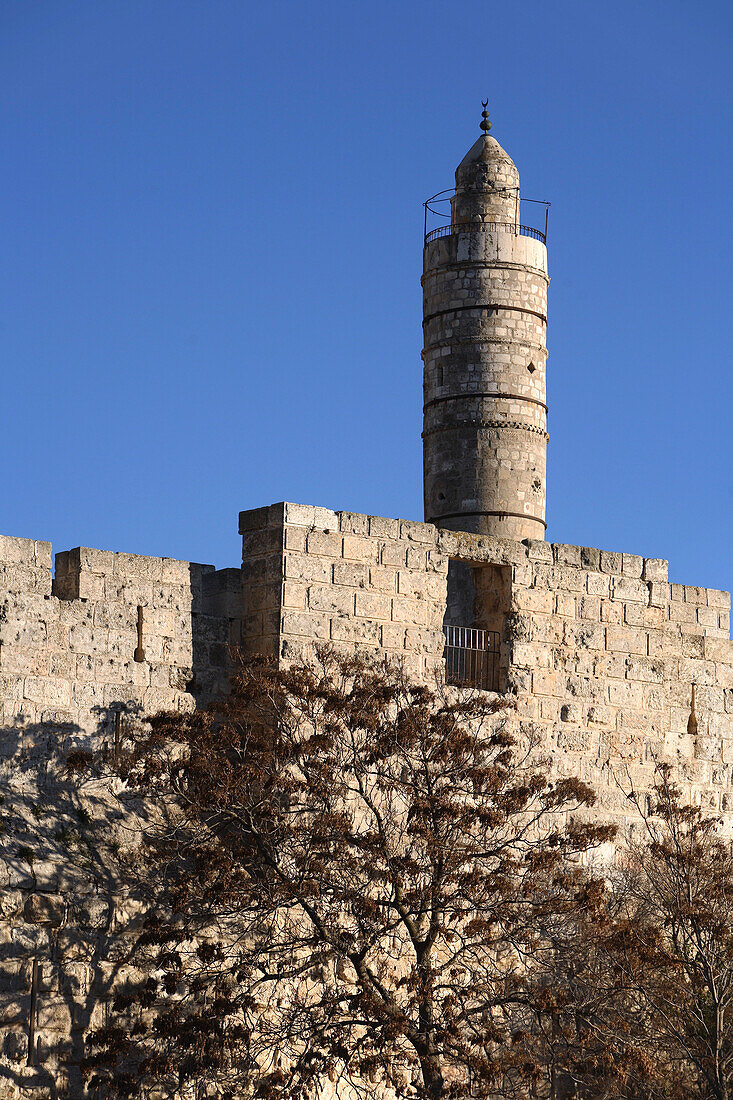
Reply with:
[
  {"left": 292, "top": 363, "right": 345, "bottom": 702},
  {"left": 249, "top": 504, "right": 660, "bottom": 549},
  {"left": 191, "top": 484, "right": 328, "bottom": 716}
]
[
  {"left": 0, "top": 509, "right": 731, "bottom": 1091},
  {"left": 438, "top": 531, "right": 733, "bottom": 829},
  {"left": 240, "top": 502, "right": 449, "bottom": 679},
  {"left": 0, "top": 536, "right": 239, "bottom": 749},
  {"left": 240, "top": 504, "right": 733, "bottom": 830},
  {"left": 0, "top": 538, "right": 241, "bottom": 1094}
]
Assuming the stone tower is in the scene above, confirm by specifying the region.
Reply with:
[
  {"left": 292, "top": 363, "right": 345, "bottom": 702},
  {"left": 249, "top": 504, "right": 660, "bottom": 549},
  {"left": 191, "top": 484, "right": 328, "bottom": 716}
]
[{"left": 422, "top": 108, "right": 549, "bottom": 540}]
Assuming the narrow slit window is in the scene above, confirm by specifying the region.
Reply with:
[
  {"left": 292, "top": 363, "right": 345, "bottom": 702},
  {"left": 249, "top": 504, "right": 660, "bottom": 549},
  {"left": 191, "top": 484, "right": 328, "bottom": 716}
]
[{"left": 134, "top": 606, "right": 146, "bottom": 663}]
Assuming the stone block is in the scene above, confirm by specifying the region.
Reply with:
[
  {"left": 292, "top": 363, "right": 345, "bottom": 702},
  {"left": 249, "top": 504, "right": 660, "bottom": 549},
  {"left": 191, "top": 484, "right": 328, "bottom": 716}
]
[
  {"left": 330, "top": 618, "right": 381, "bottom": 644},
  {"left": 369, "top": 515, "right": 400, "bottom": 539},
  {"left": 380, "top": 624, "right": 406, "bottom": 650},
  {"left": 531, "top": 615, "right": 563, "bottom": 644},
  {"left": 707, "top": 589, "right": 732, "bottom": 610},
  {"left": 405, "top": 627, "right": 444, "bottom": 654},
  {"left": 697, "top": 606, "right": 719, "bottom": 629},
  {"left": 626, "top": 656, "right": 665, "bottom": 684},
  {"left": 283, "top": 553, "right": 331, "bottom": 584},
  {"left": 525, "top": 539, "right": 553, "bottom": 563},
  {"left": 532, "top": 670, "right": 562, "bottom": 697},
  {"left": 669, "top": 602, "right": 697, "bottom": 625},
  {"left": 426, "top": 550, "right": 448, "bottom": 573},
  {"left": 540, "top": 697, "right": 560, "bottom": 721},
  {"left": 555, "top": 592, "right": 576, "bottom": 617},
  {"left": 587, "top": 704, "right": 614, "bottom": 726},
  {"left": 238, "top": 502, "right": 285, "bottom": 533},
  {"left": 368, "top": 566, "right": 397, "bottom": 593},
  {"left": 284, "top": 526, "right": 307, "bottom": 552},
  {"left": 311, "top": 506, "right": 340, "bottom": 531},
  {"left": 242, "top": 528, "right": 283, "bottom": 557},
  {"left": 308, "top": 586, "right": 354, "bottom": 616},
  {"left": 607, "top": 680, "right": 645, "bottom": 708},
  {"left": 342, "top": 535, "right": 380, "bottom": 563},
  {"left": 23, "top": 678, "right": 71, "bottom": 709},
  {"left": 704, "top": 637, "right": 733, "bottom": 663},
  {"left": 307, "top": 531, "right": 342, "bottom": 558},
  {"left": 282, "top": 582, "right": 307, "bottom": 609},
  {"left": 381, "top": 541, "right": 407, "bottom": 568},
  {"left": 578, "top": 595, "right": 600, "bottom": 620},
  {"left": 580, "top": 546, "right": 601, "bottom": 571},
  {"left": 682, "top": 634, "right": 705, "bottom": 659},
  {"left": 281, "top": 611, "right": 330, "bottom": 641},
  {"left": 605, "top": 626, "right": 648, "bottom": 655},
  {"left": 332, "top": 560, "right": 368, "bottom": 588},
  {"left": 552, "top": 544, "right": 581, "bottom": 567},
  {"left": 161, "top": 557, "right": 194, "bottom": 585},
  {"left": 0, "top": 534, "right": 50, "bottom": 567},
  {"left": 642, "top": 558, "right": 668, "bottom": 582},
  {"left": 397, "top": 572, "right": 432, "bottom": 600},
  {"left": 565, "top": 621, "right": 605, "bottom": 650},
  {"left": 243, "top": 554, "right": 282, "bottom": 585},
  {"left": 600, "top": 600, "right": 623, "bottom": 624},
  {"left": 551, "top": 566, "right": 585, "bottom": 593},
  {"left": 399, "top": 519, "right": 436, "bottom": 545},
  {"left": 338, "top": 512, "right": 369, "bottom": 535},
  {"left": 621, "top": 554, "right": 643, "bottom": 578},
  {"left": 611, "top": 577, "right": 648, "bottom": 603},
  {"left": 112, "top": 552, "right": 163, "bottom": 582},
  {"left": 512, "top": 642, "right": 553, "bottom": 669},
  {"left": 511, "top": 588, "right": 554, "bottom": 614},
  {"left": 391, "top": 596, "right": 428, "bottom": 626},
  {"left": 587, "top": 572, "right": 611, "bottom": 597},
  {"left": 599, "top": 551, "right": 622, "bottom": 575},
  {"left": 406, "top": 547, "right": 426, "bottom": 570},
  {"left": 354, "top": 591, "right": 391, "bottom": 620}
]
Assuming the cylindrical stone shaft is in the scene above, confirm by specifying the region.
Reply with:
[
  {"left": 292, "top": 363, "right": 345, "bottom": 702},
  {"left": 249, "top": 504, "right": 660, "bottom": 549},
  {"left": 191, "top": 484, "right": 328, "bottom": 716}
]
[{"left": 422, "top": 133, "right": 549, "bottom": 541}]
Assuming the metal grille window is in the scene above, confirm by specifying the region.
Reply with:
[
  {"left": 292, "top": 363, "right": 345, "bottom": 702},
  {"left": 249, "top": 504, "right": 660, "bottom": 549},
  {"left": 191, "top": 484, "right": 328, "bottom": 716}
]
[{"left": 443, "top": 625, "right": 500, "bottom": 692}]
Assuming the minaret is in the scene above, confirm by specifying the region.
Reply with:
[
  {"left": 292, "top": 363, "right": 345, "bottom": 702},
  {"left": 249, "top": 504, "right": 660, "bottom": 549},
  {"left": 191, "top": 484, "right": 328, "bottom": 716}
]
[{"left": 422, "top": 106, "right": 549, "bottom": 540}]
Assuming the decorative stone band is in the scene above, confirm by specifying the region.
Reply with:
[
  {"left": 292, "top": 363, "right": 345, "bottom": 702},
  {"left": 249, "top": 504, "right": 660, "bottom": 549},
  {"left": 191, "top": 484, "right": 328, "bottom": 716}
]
[
  {"left": 421, "top": 260, "right": 550, "bottom": 284},
  {"left": 427, "top": 509, "right": 547, "bottom": 529},
  {"left": 424, "top": 392, "right": 548, "bottom": 413},
  {"left": 422, "top": 421, "right": 549, "bottom": 439},
  {"left": 423, "top": 303, "right": 547, "bottom": 326},
  {"left": 422, "top": 336, "right": 548, "bottom": 355}
]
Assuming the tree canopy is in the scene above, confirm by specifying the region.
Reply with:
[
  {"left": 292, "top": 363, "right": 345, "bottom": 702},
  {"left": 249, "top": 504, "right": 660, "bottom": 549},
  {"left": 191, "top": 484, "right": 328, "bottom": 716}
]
[{"left": 79, "top": 649, "right": 616, "bottom": 1100}]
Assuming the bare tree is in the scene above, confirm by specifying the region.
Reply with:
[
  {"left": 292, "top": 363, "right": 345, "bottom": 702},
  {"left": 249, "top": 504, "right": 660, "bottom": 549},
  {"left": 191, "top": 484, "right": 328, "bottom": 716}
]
[
  {"left": 589, "top": 767, "right": 733, "bottom": 1100},
  {"left": 77, "top": 649, "right": 617, "bottom": 1100}
]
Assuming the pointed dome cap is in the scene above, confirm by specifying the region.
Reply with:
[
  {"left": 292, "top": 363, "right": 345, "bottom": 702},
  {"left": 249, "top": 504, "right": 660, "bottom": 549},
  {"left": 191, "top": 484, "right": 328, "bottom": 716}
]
[
  {"left": 455, "top": 134, "right": 519, "bottom": 191},
  {"left": 452, "top": 104, "right": 519, "bottom": 223}
]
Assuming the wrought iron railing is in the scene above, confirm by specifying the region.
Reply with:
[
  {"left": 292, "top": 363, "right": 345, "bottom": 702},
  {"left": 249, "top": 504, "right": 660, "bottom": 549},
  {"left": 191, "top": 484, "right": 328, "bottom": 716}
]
[
  {"left": 443, "top": 625, "right": 500, "bottom": 692},
  {"left": 425, "top": 221, "right": 546, "bottom": 246}
]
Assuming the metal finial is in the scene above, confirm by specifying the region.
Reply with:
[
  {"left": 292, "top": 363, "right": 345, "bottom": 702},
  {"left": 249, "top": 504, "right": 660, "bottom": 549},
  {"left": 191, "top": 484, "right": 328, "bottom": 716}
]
[{"left": 480, "top": 100, "right": 491, "bottom": 134}]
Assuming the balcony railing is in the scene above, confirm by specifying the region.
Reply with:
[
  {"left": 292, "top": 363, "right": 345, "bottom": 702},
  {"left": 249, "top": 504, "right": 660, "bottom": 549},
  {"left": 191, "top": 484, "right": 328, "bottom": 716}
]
[
  {"left": 425, "top": 221, "right": 546, "bottom": 247},
  {"left": 443, "top": 625, "right": 500, "bottom": 692}
]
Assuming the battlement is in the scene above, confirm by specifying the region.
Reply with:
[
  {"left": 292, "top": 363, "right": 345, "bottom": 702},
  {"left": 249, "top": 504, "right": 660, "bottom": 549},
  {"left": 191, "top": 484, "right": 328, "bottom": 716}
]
[
  {"left": 238, "top": 502, "right": 733, "bottom": 829},
  {"left": 1, "top": 508, "right": 731, "bottom": 1095},
  {"left": 0, "top": 535, "right": 241, "bottom": 746},
  {"left": 2, "top": 510, "right": 730, "bottom": 823}
]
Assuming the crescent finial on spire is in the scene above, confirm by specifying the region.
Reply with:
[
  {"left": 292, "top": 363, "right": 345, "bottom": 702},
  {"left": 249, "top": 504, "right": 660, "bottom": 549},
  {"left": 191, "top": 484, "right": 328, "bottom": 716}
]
[{"left": 480, "top": 100, "right": 491, "bottom": 134}]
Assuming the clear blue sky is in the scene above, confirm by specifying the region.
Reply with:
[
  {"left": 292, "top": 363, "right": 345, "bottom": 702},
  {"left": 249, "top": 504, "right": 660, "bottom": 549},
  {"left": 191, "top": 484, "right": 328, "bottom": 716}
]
[{"left": 1, "top": 1, "right": 731, "bottom": 590}]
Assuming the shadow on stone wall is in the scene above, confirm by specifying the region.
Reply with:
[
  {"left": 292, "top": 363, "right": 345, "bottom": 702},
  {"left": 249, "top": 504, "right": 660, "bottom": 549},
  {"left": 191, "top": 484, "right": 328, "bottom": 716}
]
[{"left": 0, "top": 708, "right": 160, "bottom": 1099}]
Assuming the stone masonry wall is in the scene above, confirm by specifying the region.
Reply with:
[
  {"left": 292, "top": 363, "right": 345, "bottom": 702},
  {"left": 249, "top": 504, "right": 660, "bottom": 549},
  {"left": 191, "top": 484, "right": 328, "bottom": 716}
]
[
  {"left": 239, "top": 502, "right": 449, "bottom": 680},
  {"left": 0, "top": 534, "right": 240, "bottom": 746},
  {"left": 0, "top": 534, "right": 241, "bottom": 1097},
  {"left": 239, "top": 503, "right": 733, "bottom": 833},
  {"left": 1, "top": 504, "right": 732, "bottom": 1095}
]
